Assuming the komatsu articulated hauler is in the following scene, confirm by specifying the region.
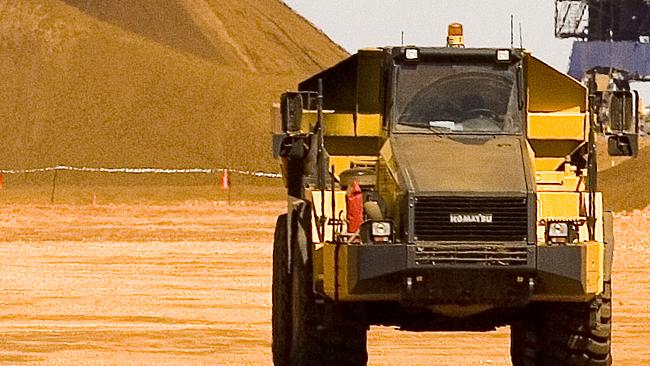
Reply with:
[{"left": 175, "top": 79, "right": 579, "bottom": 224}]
[{"left": 271, "top": 24, "right": 638, "bottom": 366}]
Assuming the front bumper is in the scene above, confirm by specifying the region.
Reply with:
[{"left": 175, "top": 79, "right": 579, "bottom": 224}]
[{"left": 319, "top": 241, "right": 603, "bottom": 304}]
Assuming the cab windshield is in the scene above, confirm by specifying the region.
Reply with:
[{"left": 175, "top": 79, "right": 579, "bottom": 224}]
[{"left": 395, "top": 61, "right": 522, "bottom": 134}]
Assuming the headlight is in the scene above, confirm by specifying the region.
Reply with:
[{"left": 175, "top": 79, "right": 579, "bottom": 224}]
[
  {"left": 371, "top": 222, "right": 391, "bottom": 237},
  {"left": 360, "top": 220, "right": 393, "bottom": 244},
  {"left": 546, "top": 221, "right": 576, "bottom": 245},
  {"left": 548, "top": 222, "right": 568, "bottom": 237}
]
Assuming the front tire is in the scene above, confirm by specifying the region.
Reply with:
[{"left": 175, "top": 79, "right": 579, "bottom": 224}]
[
  {"left": 511, "top": 281, "right": 613, "bottom": 366},
  {"left": 272, "top": 214, "right": 291, "bottom": 366},
  {"left": 289, "top": 243, "right": 368, "bottom": 366},
  {"left": 287, "top": 203, "right": 368, "bottom": 366}
]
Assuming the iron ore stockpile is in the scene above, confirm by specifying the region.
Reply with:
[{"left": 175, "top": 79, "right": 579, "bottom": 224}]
[
  {"left": 601, "top": 143, "right": 650, "bottom": 211},
  {"left": 0, "top": 0, "right": 346, "bottom": 177},
  {"left": 0, "top": 1, "right": 649, "bottom": 366}
]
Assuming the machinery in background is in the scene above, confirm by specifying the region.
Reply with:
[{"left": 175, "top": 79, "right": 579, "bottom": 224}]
[{"left": 556, "top": 0, "right": 650, "bottom": 135}]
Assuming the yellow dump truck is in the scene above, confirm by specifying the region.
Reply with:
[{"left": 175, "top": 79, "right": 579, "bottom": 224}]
[{"left": 271, "top": 24, "right": 638, "bottom": 366}]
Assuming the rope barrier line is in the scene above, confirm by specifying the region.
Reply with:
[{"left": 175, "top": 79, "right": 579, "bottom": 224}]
[{"left": 0, "top": 166, "right": 282, "bottom": 178}]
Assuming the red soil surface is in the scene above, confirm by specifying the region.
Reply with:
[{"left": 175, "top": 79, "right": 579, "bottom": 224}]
[{"left": 0, "top": 202, "right": 647, "bottom": 365}]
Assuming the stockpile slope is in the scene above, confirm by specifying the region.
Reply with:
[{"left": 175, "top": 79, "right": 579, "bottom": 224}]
[
  {"left": 60, "top": 0, "right": 345, "bottom": 74},
  {"left": 0, "top": 0, "right": 346, "bottom": 173},
  {"left": 600, "top": 145, "right": 650, "bottom": 211}
]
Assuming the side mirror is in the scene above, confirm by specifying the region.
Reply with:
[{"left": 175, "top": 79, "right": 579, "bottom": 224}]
[
  {"left": 607, "top": 91, "right": 635, "bottom": 133},
  {"left": 602, "top": 90, "right": 640, "bottom": 157},
  {"left": 608, "top": 134, "right": 638, "bottom": 157},
  {"left": 281, "top": 92, "right": 303, "bottom": 133}
]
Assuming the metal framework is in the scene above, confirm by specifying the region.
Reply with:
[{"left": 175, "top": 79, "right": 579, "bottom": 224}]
[
  {"left": 555, "top": 0, "right": 650, "bottom": 41},
  {"left": 555, "top": 0, "right": 589, "bottom": 39}
]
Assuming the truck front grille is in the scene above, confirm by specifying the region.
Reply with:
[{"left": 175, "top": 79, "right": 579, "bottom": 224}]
[
  {"left": 413, "top": 196, "right": 528, "bottom": 242},
  {"left": 414, "top": 242, "right": 529, "bottom": 266}
]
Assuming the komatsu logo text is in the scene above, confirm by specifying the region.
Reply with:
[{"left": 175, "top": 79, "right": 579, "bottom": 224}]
[{"left": 449, "top": 213, "right": 493, "bottom": 224}]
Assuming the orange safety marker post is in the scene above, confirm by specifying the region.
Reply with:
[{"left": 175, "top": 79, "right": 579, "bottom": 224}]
[
  {"left": 0, "top": 173, "right": 4, "bottom": 190},
  {"left": 221, "top": 169, "right": 231, "bottom": 204},
  {"left": 50, "top": 169, "right": 58, "bottom": 204}
]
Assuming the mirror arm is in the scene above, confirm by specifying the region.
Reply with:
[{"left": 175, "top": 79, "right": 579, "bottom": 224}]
[
  {"left": 587, "top": 94, "right": 598, "bottom": 241},
  {"left": 634, "top": 90, "right": 640, "bottom": 134},
  {"left": 315, "top": 79, "right": 327, "bottom": 243}
]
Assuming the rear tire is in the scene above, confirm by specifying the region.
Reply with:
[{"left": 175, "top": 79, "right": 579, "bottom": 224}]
[{"left": 511, "top": 282, "right": 613, "bottom": 366}]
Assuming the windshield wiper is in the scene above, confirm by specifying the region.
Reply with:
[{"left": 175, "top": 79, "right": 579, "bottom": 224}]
[
  {"left": 397, "top": 122, "right": 453, "bottom": 134},
  {"left": 398, "top": 121, "right": 433, "bottom": 129}
]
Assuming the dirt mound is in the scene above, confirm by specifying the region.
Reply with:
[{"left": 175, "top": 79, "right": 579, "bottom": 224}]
[
  {"left": 59, "top": 0, "right": 345, "bottom": 73},
  {"left": 600, "top": 143, "right": 650, "bottom": 211},
  {"left": 0, "top": 0, "right": 346, "bottom": 174}
]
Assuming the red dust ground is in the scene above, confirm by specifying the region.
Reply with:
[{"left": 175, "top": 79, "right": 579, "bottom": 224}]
[{"left": 0, "top": 202, "right": 648, "bottom": 365}]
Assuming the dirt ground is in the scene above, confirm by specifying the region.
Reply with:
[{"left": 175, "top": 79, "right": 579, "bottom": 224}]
[{"left": 0, "top": 202, "right": 648, "bottom": 365}]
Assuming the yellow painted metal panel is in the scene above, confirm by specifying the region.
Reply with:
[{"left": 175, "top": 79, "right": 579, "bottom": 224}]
[
  {"left": 527, "top": 113, "right": 586, "bottom": 140},
  {"left": 527, "top": 55, "right": 587, "bottom": 113},
  {"left": 585, "top": 241, "right": 605, "bottom": 295},
  {"left": 323, "top": 114, "right": 356, "bottom": 135},
  {"left": 356, "top": 114, "right": 383, "bottom": 136},
  {"left": 537, "top": 192, "right": 581, "bottom": 219},
  {"left": 302, "top": 113, "right": 383, "bottom": 137},
  {"left": 534, "top": 157, "right": 565, "bottom": 171}
]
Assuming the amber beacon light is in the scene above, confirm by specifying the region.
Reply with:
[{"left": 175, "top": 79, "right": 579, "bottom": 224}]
[{"left": 447, "top": 22, "right": 465, "bottom": 47}]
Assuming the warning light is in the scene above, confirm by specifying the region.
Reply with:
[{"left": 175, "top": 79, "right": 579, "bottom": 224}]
[
  {"left": 447, "top": 22, "right": 465, "bottom": 48},
  {"left": 448, "top": 23, "right": 463, "bottom": 36}
]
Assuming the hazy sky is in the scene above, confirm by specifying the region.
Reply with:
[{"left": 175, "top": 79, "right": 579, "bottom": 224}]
[
  {"left": 283, "top": 0, "right": 650, "bottom": 99},
  {"left": 283, "top": 0, "right": 574, "bottom": 70}
]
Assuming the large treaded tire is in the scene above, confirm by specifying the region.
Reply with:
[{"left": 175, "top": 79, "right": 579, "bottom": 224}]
[
  {"left": 511, "top": 315, "right": 541, "bottom": 366},
  {"left": 289, "top": 241, "right": 368, "bottom": 366},
  {"left": 272, "top": 214, "right": 291, "bottom": 366},
  {"left": 511, "top": 281, "right": 613, "bottom": 366},
  {"left": 288, "top": 205, "right": 368, "bottom": 366}
]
